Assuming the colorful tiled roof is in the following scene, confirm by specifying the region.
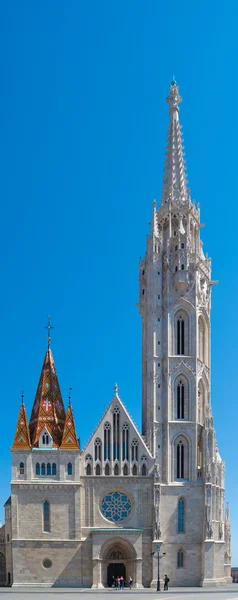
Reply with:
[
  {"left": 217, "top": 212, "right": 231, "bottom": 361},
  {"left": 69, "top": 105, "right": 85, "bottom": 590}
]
[
  {"left": 29, "top": 348, "right": 66, "bottom": 447},
  {"left": 60, "top": 402, "right": 80, "bottom": 450},
  {"left": 11, "top": 401, "right": 31, "bottom": 450}
]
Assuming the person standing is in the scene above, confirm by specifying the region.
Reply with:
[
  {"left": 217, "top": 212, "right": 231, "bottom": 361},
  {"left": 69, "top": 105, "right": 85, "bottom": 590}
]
[
  {"left": 119, "top": 575, "right": 124, "bottom": 590},
  {"left": 128, "top": 576, "right": 133, "bottom": 589},
  {"left": 164, "top": 574, "right": 169, "bottom": 590}
]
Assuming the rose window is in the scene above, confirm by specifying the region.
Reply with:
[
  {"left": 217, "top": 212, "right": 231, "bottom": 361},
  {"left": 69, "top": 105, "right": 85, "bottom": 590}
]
[{"left": 101, "top": 491, "right": 132, "bottom": 523}]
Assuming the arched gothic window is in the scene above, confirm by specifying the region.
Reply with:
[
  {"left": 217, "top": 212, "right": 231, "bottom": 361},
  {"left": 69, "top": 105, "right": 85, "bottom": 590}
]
[
  {"left": 175, "top": 311, "right": 189, "bottom": 356},
  {"left": 177, "top": 549, "right": 184, "bottom": 568},
  {"left": 178, "top": 498, "right": 185, "bottom": 533},
  {"left": 198, "top": 316, "right": 205, "bottom": 363},
  {"left": 123, "top": 463, "right": 128, "bottom": 476},
  {"left": 177, "top": 380, "right": 184, "bottom": 419},
  {"left": 198, "top": 380, "right": 205, "bottom": 424},
  {"left": 47, "top": 463, "right": 51, "bottom": 475},
  {"left": 122, "top": 422, "right": 129, "bottom": 461},
  {"left": 113, "top": 407, "right": 120, "bottom": 460},
  {"left": 105, "top": 463, "right": 110, "bottom": 475},
  {"left": 131, "top": 439, "right": 138, "bottom": 462},
  {"left": 95, "top": 464, "right": 101, "bottom": 475},
  {"left": 20, "top": 462, "right": 24, "bottom": 475},
  {"left": 67, "top": 462, "right": 72, "bottom": 475},
  {"left": 114, "top": 463, "right": 119, "bottom": 476},
  {"left": 94, "top": 438, "right": 102, "bottom": 461},
  {"left": 197, "top": 437, "right": 202, "bottom": 473},
  {"left": 176, "top": 437, "right": 189, "bottom": 480},
  {"left": 104, "top": 422, "right": 111, "bottom": 461},
  {"left": 52, "top": 463, "right": 56, "bottom": 476},
  {"left": 141, "top": 464, "right": 147, "bottom": 476},
  {"left": 132, "top": 464, "right": 138, "bottom": 476},
  {"left": 86, "top": 463, "right": 91, "bottom": 475},
  {"left": 41, "top": 463, "right": 45, "bottom": 476},
  {"left": 174, "top": 375, "right": 189, "bottom": 420},
  {"left": 43, "top": 500, "right": 50, "bottom": 532},
  {"left": 36, "top": 463, "right": 40, "bottom": 475}
]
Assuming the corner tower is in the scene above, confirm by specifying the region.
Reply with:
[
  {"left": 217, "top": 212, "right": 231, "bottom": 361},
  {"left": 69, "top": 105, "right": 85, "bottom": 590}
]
[{"left": 139, "top": 81, "right": 231, "bottom": 586}]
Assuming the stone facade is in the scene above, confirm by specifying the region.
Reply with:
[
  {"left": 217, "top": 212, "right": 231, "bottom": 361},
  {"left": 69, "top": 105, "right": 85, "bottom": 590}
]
[{"left": 2, "top": 80, "right": 231, "bottom": 587}]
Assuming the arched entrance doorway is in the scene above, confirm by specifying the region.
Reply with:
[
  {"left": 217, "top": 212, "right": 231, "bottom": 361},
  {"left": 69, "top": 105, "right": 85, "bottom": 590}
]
[{"left": 100, "top": 538, "right": 136, "bottom": 588}]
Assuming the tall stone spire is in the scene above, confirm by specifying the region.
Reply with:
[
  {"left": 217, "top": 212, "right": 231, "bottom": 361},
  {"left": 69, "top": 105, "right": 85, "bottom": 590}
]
[
  {"left": 29, "top": 348, "right": 66, "bottom": 447},
  {"left": 60, "top": 400, "right": 80, "bottom": 450},
  {"left": 162, "top": 80, "right": 188, "bottom": 206}
]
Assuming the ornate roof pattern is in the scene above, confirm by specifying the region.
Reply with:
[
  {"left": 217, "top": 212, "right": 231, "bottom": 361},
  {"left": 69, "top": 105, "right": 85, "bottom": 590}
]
[
  {"left": 11, "top": 401, "right": 31, "bottom": 450},
  {"left": 162, "top": 80, "right": 189, "bottom": 206},
  {"left": 60, "top": 402, "right": 80, "bottom": 450},
  {"left": 29, "top": 348, "right": 66, "bottom": 447}
]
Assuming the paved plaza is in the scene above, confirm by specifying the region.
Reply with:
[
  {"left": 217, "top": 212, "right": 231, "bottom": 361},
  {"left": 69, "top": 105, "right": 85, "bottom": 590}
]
[{"left": 1, "top": 587, "right": 238, "bottom": 600}]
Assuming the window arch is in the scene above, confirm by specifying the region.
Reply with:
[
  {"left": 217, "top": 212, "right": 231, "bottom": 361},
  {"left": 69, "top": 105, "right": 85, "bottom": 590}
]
[
  {"left": 105, "top": 463, "right": 110, "bottom": 475},
  {"left": 198, "top": 380, "right": 205, "bottom": 424},
  {"left": 114, "top": 463, "right": 119, "bottom": 476},
  {"left": 104, "top": 422, "right": 111, "bottom": 461},
  {"left": 132, "top": 464, "right": 138, "bottom": 476},
  {"left": 94, "top": 438, "right": 102, "bottom": 461},
  {"left": 86, "top": 463, "right": 91, "bottom": 475},
  {"left": 131, "top": 439, "right": 139, "bottom": 462},
  {"left": 113, "top": 407, "right": 120, "bottom": 460},
  {"left": 36, "top": 463, "right": 40, "bottom": 475},
  {"left": 20, "top": 462, "right": 24, "bottom": 475},
  {"left": 174, "top": 375, "right": 189, "bottom": 420},
  {"left": 43, "top": 500, "right": 50, "bottom": 533},
  {"left": 198, "top": 316, "right": 207, "bottom": 364},
  {"left": 178, "top": 498, "right": 185, "bottom": 533},
  {"left": 177, "top": 549, "right": 184, "bottom": 568},
  {"left": 175, "top": 310, "right": 189, "bottom": 355},
  {"left": 47, "top": 463, "right": 51, "bottom": 475},
  {"left": 122, "top": 422, "right": 129, "bottom": 461},
  {"left": 141, "top": 464, "right": 147, "bottom": 476},
  {"left": 41, "top": 463, "right": 45, "bottom": 476},
  {"left": 175, "top": 436, "right": 189, "bottom": 480},
  {"left": 52, "top": 463, "right": 56, "bottom": 476},
  {"left": 123, "top": 463, "right": 128, "bottom": 476},
  {"left": 95, "top": 464, "right": 101, "bottom": 475},
  {"left": 67, "top": 462, "right": 72, "bottom": 475}
]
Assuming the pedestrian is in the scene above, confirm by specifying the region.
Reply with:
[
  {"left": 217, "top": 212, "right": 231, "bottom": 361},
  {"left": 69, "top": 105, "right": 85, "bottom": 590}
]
[
  {"left": 164, "top": 574, "right": 170, "bottom": 591},
  {"left": 119, "top": 575, "right": 124, "bottom": 589},
  {"left": 116, "top": 576, "right": 120, "bottom": 590},
  {"left": 111, "top": 575, "right": 115, "bottom": 588},
  {"left": 128, "top": 576, "right": 133, "bottom": 589}
]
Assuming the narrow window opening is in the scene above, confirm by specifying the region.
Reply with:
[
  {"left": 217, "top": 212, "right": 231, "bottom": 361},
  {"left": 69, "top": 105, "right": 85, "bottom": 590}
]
[
  {"left": 67, "top": 462, "right": 72, "bottom": 475},
  {"left": 20, "top": 462, "right": 24, "bottom": 475},
  {"left": 47, "top": 463, "right": 51, "bottom": 475},
  {"left": 181, "top": 264, "right": 185, "bottom": 270},
  {"left": 177, "top": 549, "right": 184, "bottom": 568},
  {"left": 178, "top": 498, "right": 185, "bottom": 533},
  {"left": 86, "top": 463, "right": 91, "bottom": 475},
  {"left": 43, "top": 500, "right": 50, "bottom": 533},
  {"left": 105, "top": 463, "right": 110, "bottom": 475},
  {"left": 96, "top": 464, "right": 101, "bottom": 475},
  {"left": 52, "top": 463, "right": 56, "bottom": 476}
]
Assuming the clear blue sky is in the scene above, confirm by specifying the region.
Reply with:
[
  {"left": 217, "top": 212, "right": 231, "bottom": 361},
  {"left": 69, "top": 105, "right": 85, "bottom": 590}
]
[{"left": 0, "top": 0, "right": 238, "bottom": 563}]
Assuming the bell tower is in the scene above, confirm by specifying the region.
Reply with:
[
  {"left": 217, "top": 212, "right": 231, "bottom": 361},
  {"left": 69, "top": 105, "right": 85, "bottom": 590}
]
[{"left": 139, "top": 81, "right": 230, "bottom": 586}]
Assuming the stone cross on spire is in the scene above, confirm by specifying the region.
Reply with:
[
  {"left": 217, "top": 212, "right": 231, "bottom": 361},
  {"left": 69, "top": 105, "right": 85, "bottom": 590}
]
[{"left": 162, "top": 80, "right": 188, "bottom": 206}]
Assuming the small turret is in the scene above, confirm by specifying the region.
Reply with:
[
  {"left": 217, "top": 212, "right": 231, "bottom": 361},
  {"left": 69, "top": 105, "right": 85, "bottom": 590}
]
[{"left": 11, "top": 394, "right": 31, "bottom": 450}]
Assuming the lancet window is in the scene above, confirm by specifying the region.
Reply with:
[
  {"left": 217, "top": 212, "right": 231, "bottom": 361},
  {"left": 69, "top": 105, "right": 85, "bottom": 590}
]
[
  {"left": 177, "top": 549, "right": 184, "bottom": 568},
  {"left": 67, "top": 462, "right": 72, "bottom": 475},
  {"left": 131, "top": 439, "right": 139, "bottom": 462},
  {"left": 175, "top": 310, "right": 189, "bottom": 355},
  {"left": 43, "top": 500, "right": 50, "bottom": 533},
  {"left": 105, "top": 463, "right": 110, "bottom": 475},
  {"left": 178, "top": 498, "right": 185, "bottom": 533},
  {"left": 113, "top": 407, "right": 120, "bottom": 460},
  {"left": 122, "top": 422, "right": 129, "bottom": 461},
  {"left": 94, "top": 438, "right": 102, "bottom": 461},
  {"left": 175, "top": 437, "right": 189, "bottom": 480},
  {"left": 177, "top": 380, "right": 184, "bottom": 419},
  {"left": 85, "top": 454, "right": 92, "bottom": 475},
  {"left": 20, "top": 462, "right": 24, "bottom": 475},
  {"left": 36, "top": 463, "right": 40, "bottom": 475},
  {"left": 198, "top": 316, "right": 206, "bottom": 363},
  {"left": 104, "top": 422, "right": 111, "bottom": 460},
  {"left": 95, "top": 464, "right": 101, "bottom": 475}
]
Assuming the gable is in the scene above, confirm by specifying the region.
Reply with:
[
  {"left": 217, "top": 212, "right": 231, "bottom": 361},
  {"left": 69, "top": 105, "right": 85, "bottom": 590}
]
[{"left": 81, "top": 392, "right": 154, "bottom": 476}]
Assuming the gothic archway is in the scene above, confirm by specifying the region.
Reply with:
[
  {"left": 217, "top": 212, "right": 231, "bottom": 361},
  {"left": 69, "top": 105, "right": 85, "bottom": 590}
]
[{"left": 99, "top": 537, "right": 137, "bottom": 588}]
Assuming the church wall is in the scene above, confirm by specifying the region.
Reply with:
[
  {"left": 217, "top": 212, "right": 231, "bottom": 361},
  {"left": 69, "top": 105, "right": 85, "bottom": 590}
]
[
  {"left": 12, "top": 539, "right": 92, "bottom": 587},
  {"left": 13, "top": 484, "right": 79, "bottom": 540}
]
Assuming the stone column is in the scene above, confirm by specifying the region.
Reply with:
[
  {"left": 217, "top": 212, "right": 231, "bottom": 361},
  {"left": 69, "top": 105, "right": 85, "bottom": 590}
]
[
  {"left": 135, "top": 558, "right": 143, "bottom": 588},
  {"left": 92, "top": 559, "right": 104, "bottom": 588}
]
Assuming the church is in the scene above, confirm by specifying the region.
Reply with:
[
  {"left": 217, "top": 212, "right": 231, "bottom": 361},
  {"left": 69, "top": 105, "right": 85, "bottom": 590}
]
[{"left": 0, "top": 81, "right": 232, "bottom": 588}]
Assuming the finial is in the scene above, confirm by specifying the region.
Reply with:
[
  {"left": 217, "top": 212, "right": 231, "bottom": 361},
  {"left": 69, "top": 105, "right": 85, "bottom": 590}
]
[
  {"left": 68, "top": 387, "right": 72, "bottom": 405},
  {"left": 152, "top": 199, "right": 157, "bottom": 208},
  {"left": 114, "top": 383, "right": 119, "bottom": 395},
  {"left": 21, "top": 390, "right": 24, "bottom": 405},
  {"left": 45, "top": 316, "right": 53, "bottom": 349},
  {"left": 166, "top": 79, "right": 182, "bottom": 113},
  {"left": 171, "top": 75, "right": 177, "bottom": 86}
]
